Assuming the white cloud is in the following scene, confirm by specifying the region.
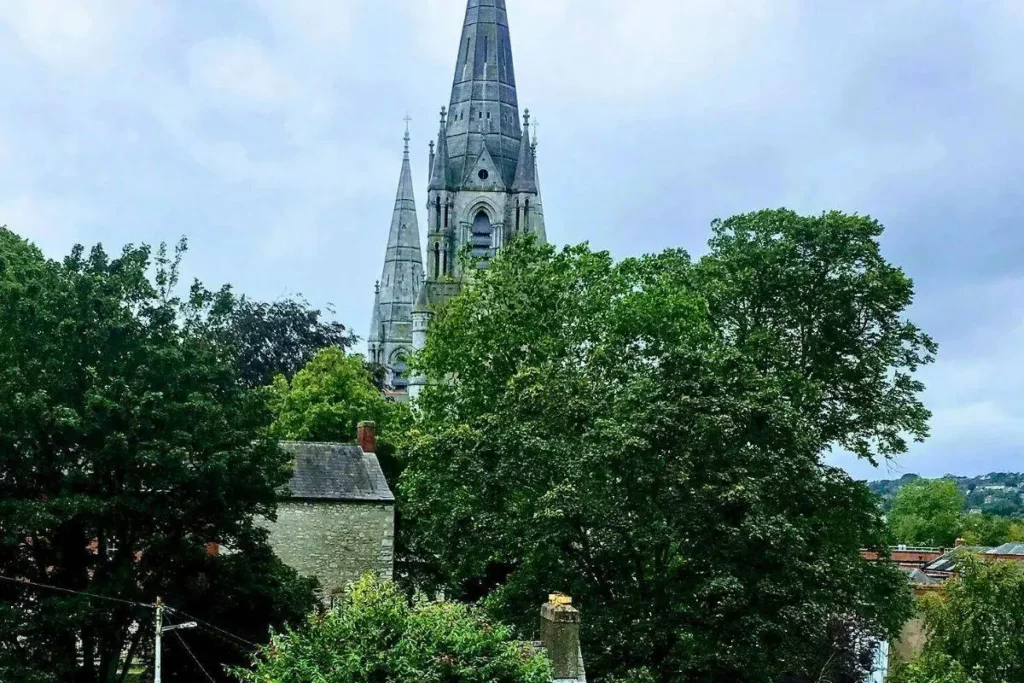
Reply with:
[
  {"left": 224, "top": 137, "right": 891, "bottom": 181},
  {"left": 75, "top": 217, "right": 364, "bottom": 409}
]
[
  {"left": 188, "top": 37, "right": 297, "bottom": 107},
  {"left": 0, "top": 0, "right": 161, "bottom": 73},
  {"left": 254, "top": 0, "right": 356, "bottom": 48}
]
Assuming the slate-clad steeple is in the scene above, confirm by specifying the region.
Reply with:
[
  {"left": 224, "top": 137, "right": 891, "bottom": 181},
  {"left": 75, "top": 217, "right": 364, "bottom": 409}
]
[
  {"left": 367, "top": 127, "right": 424, "bottom": 399},
  {"left": 404, "top": 0, "right": 549, "bottom": 401},
  {"left": 512, "top": 109, "right": 537, "bottom": 193},
  {"left": 446, "top": 0, "right": 522, "bottom": 186},
  {"left": 429, "top": 108, "right": 452, "bottom": 191}
]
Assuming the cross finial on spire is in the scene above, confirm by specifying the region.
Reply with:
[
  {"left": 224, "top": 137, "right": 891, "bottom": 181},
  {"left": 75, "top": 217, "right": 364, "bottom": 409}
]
[
  {"left": 403, "top": 114, "right": 412, "bottom": 154},
  {"left": 440, "top": 106, "right": 447, "bottom": 125},
  {"left": 375, "top": 280, "right": 380, "bottom": 295},
  {"left": 523, "top": 108, "right": 530, "bottom": 127}
]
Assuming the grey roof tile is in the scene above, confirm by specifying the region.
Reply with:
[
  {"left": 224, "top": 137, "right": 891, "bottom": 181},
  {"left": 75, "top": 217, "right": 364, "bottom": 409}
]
[{"left": 280, "top": 442, "right": 394, "bottom": 503}]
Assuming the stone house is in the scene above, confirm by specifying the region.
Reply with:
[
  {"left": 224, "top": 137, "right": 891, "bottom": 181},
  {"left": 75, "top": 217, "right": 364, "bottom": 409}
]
[{"left": 263, "top": 422, "right": 395, "bottom": 602}]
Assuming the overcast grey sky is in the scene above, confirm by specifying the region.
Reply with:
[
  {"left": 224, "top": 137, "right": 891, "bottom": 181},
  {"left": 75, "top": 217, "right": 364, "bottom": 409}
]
[{"left": 1, "top": 0, "right": 1021, "bottom": 481}]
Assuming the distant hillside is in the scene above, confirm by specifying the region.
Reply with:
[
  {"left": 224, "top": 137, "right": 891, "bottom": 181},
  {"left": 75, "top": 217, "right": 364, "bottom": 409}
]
[{"left": 869, "top": 473, "right": 1024, "bottom": 517}]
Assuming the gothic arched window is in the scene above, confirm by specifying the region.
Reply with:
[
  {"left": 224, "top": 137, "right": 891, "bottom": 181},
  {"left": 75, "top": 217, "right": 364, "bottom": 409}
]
[
  {"left": 471, "top": 211, "right": 493, "bottom": 264},
  {"left": 444, "top": 202, "right": 449, "bottom": 228},
  {"left": 390, "top": 350, "right": 409, "bottom": 390},
  {"left": 524, "top": 199, "right": 530, "bottom": 231},
  {"left": 442, "top": 251, "right": 448, "bottom": 276},
  {"left": 434, "top": 243, "right": 440, "bottom": 279},
  {"left": 435, "top": 197, "right": 441, "bottom": 230}
]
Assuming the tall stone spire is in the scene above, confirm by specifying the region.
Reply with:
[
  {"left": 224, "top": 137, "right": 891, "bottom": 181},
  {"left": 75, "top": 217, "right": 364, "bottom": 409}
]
[
  {"left": 445, "top": 0, "right": 522, "bottom": 186},
  {"left": 367, "top": 124, "right": 424, "bottom": 398},
  {"left": 411, "top": 0, "right": 548, "bottom": 400}
]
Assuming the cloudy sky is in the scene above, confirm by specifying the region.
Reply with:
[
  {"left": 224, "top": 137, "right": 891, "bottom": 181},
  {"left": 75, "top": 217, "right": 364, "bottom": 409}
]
[{"left": 1, "top": 0, "right": 1021, "bottom": 481}]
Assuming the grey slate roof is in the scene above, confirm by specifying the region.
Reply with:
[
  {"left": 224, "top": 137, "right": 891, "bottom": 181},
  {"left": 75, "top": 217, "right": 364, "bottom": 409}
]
[
  {"left": 445, "top": 0, "right": 523, "bottom": 186},
  {"left": 987, "top": 542, "right": 1024, "bottom": 556},
  {"left": 280, "top": 442, "right": 394, "bottom": 503},
  {"left": 924, "top": 547, "right": 992, "bottom": 573},
  {"left": 907, "top": 568, "right": 939, "bottom": 585}
]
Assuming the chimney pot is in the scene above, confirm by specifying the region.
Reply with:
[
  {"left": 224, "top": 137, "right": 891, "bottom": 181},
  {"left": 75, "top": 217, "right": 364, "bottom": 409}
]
[
  {"left": 541, "top": 594, "right": 582, "bottom": 681},
  {"left": 357, "top": 421, "right": 377, "bottom": 454}
]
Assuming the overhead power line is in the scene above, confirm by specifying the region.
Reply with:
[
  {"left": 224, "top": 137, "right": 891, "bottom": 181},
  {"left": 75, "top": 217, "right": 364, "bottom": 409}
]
[
  {"left": 0, "top": 574, "right": 153, "bottom": 610},
  {"left": 166, "top": 606, "right": 258, "bottom": 650},
  {"left": 163, "top": 612, "right": 219, "bottom": 683}
]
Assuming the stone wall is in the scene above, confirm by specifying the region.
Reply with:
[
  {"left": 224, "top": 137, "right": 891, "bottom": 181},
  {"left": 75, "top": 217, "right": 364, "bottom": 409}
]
[{"left": 263, "top": 500, "right": 394, "bottom": 600}]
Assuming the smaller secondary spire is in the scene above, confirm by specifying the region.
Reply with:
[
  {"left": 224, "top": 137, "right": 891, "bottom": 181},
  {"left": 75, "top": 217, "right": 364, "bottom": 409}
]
[
  {"left": 429, "top": 106, "right": 452, "bottom": 191},
  {"left": 512, "top": 108, "right": 537, "bottom": 193}
]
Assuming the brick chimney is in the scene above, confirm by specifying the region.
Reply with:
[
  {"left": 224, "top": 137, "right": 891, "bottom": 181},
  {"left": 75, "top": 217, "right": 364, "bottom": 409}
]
[
  {"left": 357, "top": 421, "right": 377, "bottom": 454},
  {"left": 541, "top": 593, "right": 582, "bottom": 681}
]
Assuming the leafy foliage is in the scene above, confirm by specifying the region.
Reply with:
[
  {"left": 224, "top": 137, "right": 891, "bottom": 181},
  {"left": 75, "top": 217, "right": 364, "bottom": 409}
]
[
  {"left": 893, "top": 554, "right": 1024, "bottom": 683},
  {"left": 960, "top": 514, "right": 1024, "bottom": 547},
  {"left": 696, "top": 209, "right": 936, "bottom": 465},
  {"left": 269, "top": 347, "right": 392, "bottom": 443},
  {"left": 872, "top": 473, "right": 1024, "bottom": 520},
  {"left": 890, "top": 653, "right": 982, "bottom": 683},
  {"left": 236, "top": 574, "right": 552, "bottom": 683},
  {"left": 268, "top": 346, "right": 410, "bottom": 486},
  {"left": 402, "top": 211, "right": 925, "bottom": 681},
  {"left": 0, "top": 229, "right": 315, "bottom": 682},
  {"left": 888, "top": 479, "right": 966, "bottom": 547},
  {"left": 223, "top": 295, "right": 355, "bottom": 389}
]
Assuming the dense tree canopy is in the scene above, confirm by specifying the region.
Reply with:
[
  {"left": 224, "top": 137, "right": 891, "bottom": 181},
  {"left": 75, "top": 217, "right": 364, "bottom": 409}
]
[
  {"left": 223, "top": 295, "right": 355, "bottom": 389},
  {"left": 269, "top": 347, "right": 392, "bottom": 443},
  {"left": 0, "top": 230, "right": 315, "bottom": 682},
  {"left": 891, "top": 554, "right": 1024, "bottom": 683},
  {"left": 402, "top": 209, "right": 927, "bottom": 682},
  {"left": 237, "top": 575, "right": 552, "bottom": 683},
  {"left": 888, "top": 479, "right": 966, "bottom": 547}
]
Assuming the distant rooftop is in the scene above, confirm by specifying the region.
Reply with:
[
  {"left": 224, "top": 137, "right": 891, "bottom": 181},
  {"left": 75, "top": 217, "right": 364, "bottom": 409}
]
[
  {"left": 987, "top": 542, "right": 1024, "bottom": 556},
  {"left": 280, "top": 442, "right": 394, "bottom": 503}
]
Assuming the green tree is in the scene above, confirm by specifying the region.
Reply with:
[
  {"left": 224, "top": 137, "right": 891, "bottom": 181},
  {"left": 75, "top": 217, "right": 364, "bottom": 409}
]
[
  {"left": 890, "top": 653, "right": 981, "bottom": 683},
  {"left": 888, "top": 479, "right": 965, "bottom": 547},
  {"left": 402, "top": 214, "right": 923, "bottom": 682},
  {"left": 269, "top": 346, "right": 392, "bottom": 443},
  {"left": 236, "top": 574, "right": 552, "bottom": 683},
  {"left": 695, "top": 209, "right": 937, "bottom": 465},
  {"left": 893, "top": 554, "right": 1024, "bottom": 683},
  {"left": 269, "top": 346, "right": 409, "bottom": 487},
  {"left": 223, "top": 295, "right": 355, "bottom": 389},
  {"left": 0, "top": 229, "right": 315, "bottom": 682},
  {"left": 960, "top": 514, "right": 1011, "bottom": 547}
]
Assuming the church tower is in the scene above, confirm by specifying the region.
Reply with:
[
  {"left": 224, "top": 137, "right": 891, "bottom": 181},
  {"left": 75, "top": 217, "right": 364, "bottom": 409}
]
[
  {"left": 367, "top": 125, "right": 424, "bottom": 400},
  {"left": 410, "top": 0, "right": 546, "bottom": 400}
]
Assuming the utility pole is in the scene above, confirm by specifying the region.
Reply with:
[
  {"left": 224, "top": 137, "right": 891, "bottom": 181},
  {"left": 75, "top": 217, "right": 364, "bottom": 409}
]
[
  {"left": 153, "top": 597, "right": 196, "bottom": 683},
  {"left": 154, "top": 597, "right": 163, "bottom": 683}
]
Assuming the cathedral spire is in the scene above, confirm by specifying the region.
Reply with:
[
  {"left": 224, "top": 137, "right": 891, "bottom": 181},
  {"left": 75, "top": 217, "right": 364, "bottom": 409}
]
[
  {"left": 445, "top": 0, "right": 522, "bottom": 186},
  {"left": 367, "top": 126, "right": 425, "bottom": 397}
]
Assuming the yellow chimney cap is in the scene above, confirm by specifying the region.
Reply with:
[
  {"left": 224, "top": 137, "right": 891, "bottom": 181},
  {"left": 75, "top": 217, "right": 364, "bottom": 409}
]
[{"left": 548, "top": 593, "right": 572, "bottom": 606}]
